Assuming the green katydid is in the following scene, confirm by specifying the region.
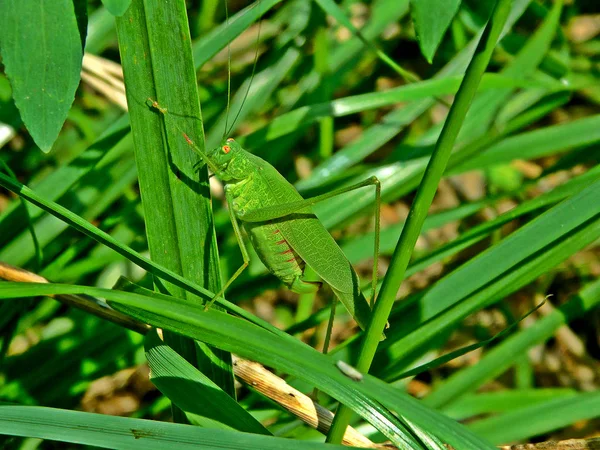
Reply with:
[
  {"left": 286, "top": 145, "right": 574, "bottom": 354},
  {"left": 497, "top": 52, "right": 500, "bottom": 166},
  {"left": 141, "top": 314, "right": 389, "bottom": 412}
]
[{"left": 149, "top": 98, "right": 382, "bottom": 342}]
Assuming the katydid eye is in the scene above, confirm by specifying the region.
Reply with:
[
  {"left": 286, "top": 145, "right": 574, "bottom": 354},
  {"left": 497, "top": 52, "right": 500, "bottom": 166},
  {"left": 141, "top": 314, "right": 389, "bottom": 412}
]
[
  {"left": 222, "top": 145, "right": 231, "bottom": 154},
  {"left": 226, "top": 138, "right": 235, "bottom": 143}
]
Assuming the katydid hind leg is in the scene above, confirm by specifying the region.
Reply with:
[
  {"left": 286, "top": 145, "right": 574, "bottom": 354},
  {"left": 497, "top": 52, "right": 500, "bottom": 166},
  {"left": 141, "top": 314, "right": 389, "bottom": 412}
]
[
  {"left": 238, "top": 176, "right": 380, "bottom": 223},
  {"left": 322, "top": 296, "right": 339, "bottom": 355}
]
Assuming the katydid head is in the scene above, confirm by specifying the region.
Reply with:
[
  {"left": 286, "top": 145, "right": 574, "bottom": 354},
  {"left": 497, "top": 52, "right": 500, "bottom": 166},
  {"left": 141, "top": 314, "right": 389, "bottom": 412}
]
[{"left": 207, "top": 137, "right": 249, "bottom": 182}]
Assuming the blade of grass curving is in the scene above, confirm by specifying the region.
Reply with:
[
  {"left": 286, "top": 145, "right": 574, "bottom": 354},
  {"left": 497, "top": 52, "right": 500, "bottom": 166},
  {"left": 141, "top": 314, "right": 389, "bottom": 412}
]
[
  {"left": 393, "top": 298, "right": 548, "bottom": 380},
  {"left": 458, "top": 0, "right": 563, "bottom": 142},
  {"left": 452, "top": 114, "right": 600, "bottom": 172},
  {"left": 424, "top": 278, "right": 600, "bottom": 409},
  {"left": 242, "top": 74, "right": 559, "bottom": 151},
  {"left": 326, "top": 0, "right": 513, "bottom": 443},
  {"left": 0, "top": 159, "right": 42, "bottom": 269},
  {"left": 446, "top": 90, "right": 572, "bottom": 169},
  {"left": 0, "top": 172, "right": 289, "bottom": 340},
  {"left": 0, "top": 281, "right": 494, "bottom": 449},
  {"left": 0, "top": 405, "right": 347, "bottom": 450},
  {"left": 341, "top": 161, "right": 598, "bottom": 266},
  {"left": 468, "top": 391, "right": 600, "bottom": 444},
  {"left": 115, "top": 0, "right": 234, "bottom": 400},
  {"left": 397, "top": 164, "right": 600, "bottom": 279},
  {"left": 0, "top": 283, "right": 433, "bottom": 449},
  {"left": 0, "top": 116, "right": 131, "bottom": 247},
  {"left": 414, "top": 178, "right": 600, "bottom": 321},
  {"left": 0, "top": 155, "right": 137, "bottom": 268},
  {"left": 441, "top": 389, "right": 578, "bottom": 421},
  {"left": 303, "top": 88, "right": 575, "bottom": 231},
  {"left": 144, "top": 330, "right": 271, "bottom": 435},
  {"left": 313, "top": 0, "right": 419, "bottom": 82},
  {"left": 382, "top": 215, "right": 600, "bottom": 380}
]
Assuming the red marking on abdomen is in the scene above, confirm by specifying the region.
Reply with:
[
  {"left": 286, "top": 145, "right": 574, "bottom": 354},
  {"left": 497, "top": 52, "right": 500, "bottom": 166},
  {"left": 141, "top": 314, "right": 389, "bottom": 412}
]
[
  {"left": 285, "top": 257, "right": 296, "bottom": 263},
  {"left": 276, "top": 239, "right": 286, "bottom": 245},
  {"left": 281, "top": 249, "right": 293, "bottom": 255},
  {"left": 272, "top": 229, "right": 281, "bottom": 234}
]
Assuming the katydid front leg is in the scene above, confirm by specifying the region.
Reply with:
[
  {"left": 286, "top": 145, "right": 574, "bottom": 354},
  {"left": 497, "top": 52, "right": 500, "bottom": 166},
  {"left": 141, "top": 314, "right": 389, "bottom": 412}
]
[{"left": 204, "top": 194, "right": 249, "bottom": 311}]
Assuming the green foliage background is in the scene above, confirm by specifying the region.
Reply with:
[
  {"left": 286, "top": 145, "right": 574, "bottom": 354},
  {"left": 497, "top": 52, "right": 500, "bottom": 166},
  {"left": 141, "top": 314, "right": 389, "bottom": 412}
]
[{"left": 0, "top": 0, "right": 598, "bottom": 448}]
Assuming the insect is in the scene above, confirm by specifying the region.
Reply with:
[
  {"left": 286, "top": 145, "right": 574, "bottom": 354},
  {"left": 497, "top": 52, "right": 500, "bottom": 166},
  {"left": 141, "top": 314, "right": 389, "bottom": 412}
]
[
  {"left": 335, "top": 360, "right": 363, "bottom": 382},
  {"left": 149, "top": 105, "right": 381, "bottom": 336}
]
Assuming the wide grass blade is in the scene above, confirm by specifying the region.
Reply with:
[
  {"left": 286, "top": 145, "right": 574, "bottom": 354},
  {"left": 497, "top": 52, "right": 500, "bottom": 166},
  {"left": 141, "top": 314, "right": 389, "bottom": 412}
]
[
  {"left": 0, "top": 405, "right": 346, "bottom": 450},
  {"left": 144, "top": 330, "right": 270, "bottom": 434},
  {"left": 0, "top": 281, "right": 495, "bottom": 449}
]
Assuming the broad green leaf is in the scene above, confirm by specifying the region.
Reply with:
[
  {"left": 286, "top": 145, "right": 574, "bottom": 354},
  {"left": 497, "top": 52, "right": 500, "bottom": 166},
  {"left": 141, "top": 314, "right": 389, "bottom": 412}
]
[
  {"left": 0, "top": 282, "right": 495, "bottom": 449},
  {"left": 410, "top": 0, "right": 461, "bottom": 63},
  {"left": 0, "top": 0, "right": 83, "bottom": 152}
]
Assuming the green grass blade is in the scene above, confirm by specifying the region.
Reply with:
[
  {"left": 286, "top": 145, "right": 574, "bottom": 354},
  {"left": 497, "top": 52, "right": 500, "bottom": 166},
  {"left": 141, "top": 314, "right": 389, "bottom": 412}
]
[
  {"left": 116, "top": 0, "right": 232, "bottom": 398},
  {"left": 192, "top": 0, "right": 283, "bottom": 69},
  {"left": 453, "top": 114, "right": 600, "bottom": 172},
  {"left": 441, "top": 389, "right": 578, "bottom": 421},
  {"left": 0, "top": 117, "right": 130, "bottom": 247},
  {"left": 424, "top": 278, "right": 600, "bottom": 408},
  {"left": 327, "top": 0, "right": 514, "bottom": 443},
  {"left": 468, "top": 391, "right": 600, "bottom": 444},
  {"left": 383, "top": 216, "right": 600, "bottom": 381},
  {"left": 144, "top": 330, "right": 270, "bottom": 435},
  {"left": 419, "top": 179, "right": 600, "bottom": 317},
  {"left": 314, "top": 0, "right": 417, "bottom": 81},
  {"left": 0, "top": 282, "right": 495, "bottom": 449},
  {"left": 0, "top": 405, "right": 346, "bottom": 450}
]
